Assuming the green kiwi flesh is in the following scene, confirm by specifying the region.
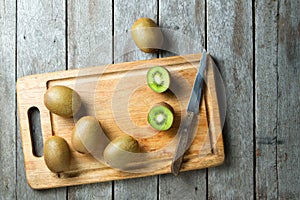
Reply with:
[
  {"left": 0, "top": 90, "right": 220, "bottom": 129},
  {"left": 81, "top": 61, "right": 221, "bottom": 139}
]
[
  {"left": 147, "top": 66, "right": 170, "bottom": 93},
  {"left": 148, "top": 102, "right": 174, "bottom": 131}
]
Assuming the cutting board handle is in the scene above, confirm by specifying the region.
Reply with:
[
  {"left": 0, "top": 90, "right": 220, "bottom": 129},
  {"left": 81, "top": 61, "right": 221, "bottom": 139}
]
[
  {"left": 27, "top": 106, "right": 44, "bottom": 157},
  {"left": 17, "top": 77, "right": 53, "bottom": 159}
]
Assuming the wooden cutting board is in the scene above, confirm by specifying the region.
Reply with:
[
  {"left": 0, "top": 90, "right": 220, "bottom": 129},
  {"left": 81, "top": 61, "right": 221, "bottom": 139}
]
[{"left": 17, "top": 53, "right": 224, "bottom": 189}]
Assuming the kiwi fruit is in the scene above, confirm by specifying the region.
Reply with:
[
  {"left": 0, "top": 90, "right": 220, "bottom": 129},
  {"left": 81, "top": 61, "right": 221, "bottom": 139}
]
[
  {"left": 103, "top": 135, "right": 140, "bottom": 169},
  {"left": 44, "top": 85, "right": 81, "bottom": 118},
  {"left": 44, "top": 136, "right": 71, "bottom": 173},
  {"left": 71, "top": 116, "right": 105, "bottom": 154},
  {"left": 131, "top": 18, "right": 163, "bottom": 53},
  {"left": 148, "top": 102, "right": 174, "bottom": 131},
  {"left": 147, "top": 66, "right": 170, "bottom": 93}
]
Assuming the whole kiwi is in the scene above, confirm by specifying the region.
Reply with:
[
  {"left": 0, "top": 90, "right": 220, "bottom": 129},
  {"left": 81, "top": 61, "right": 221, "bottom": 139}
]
[
  {"left": 71, "top": 116, "right": 105, "bottom": 154},
  {"left": 104, "top": 135, "right": 140, "bottom": 169},
  {"left": 44, "top": 85, "right": 81, "bottom": 118},
  {"left": 131, "top": 18, "right": 163, "bottom": 53},
  {"left": 44, "top": 136, "right": 71, "bottom": 173}
]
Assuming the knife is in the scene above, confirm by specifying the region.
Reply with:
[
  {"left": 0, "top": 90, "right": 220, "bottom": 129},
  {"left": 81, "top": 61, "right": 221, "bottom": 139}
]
[{"left": 171, "top": 50, "right": 207, "bottom": 176}]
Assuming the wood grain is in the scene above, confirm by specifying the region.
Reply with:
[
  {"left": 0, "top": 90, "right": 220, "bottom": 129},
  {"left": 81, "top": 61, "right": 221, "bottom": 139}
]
[
  {"left": 68, "top": 0, "right": 113, "bottom": 69},
  {"left": 16, "top": 0, "right": 67, "bottom": 197},
  {"left": 207, "top": 0, "right": 254, "bottom": 199},
  {"left": 114, "top": 0, "right": 157, "bottom": 63},
  {"left": 158, "top": 0, "right": 207, "bottom": 199},
  {"left": 255, "top": 0, "right": 279, "bottom": 199},
  {"left": 67, "top": 0, "right": 113, "bottom": 198},
  {"left": 113, "top": 1, "right": 158, "bottom": 199},
  {"left": 17, "top": 54, "right": 224, "bottom": 189},
  {"left": 0, "top": 0, "right": 16, "bottom": 199},
  {"left": 277, "top": 0, "right": 300, "bottom": 198},
  {"left": 159, "top": 0, "right": 205, "bottom": 56},
  {"left": 1, "top": 0, "right": 299, "bottom": 198}
]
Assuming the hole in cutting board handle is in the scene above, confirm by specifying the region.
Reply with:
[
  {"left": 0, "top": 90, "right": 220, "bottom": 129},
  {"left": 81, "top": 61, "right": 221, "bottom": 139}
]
[{"left": 28, "top": 107, "right": 44, "bottom": 157}]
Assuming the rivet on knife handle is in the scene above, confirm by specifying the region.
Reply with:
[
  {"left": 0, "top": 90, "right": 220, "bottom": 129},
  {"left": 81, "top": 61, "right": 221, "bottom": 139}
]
[{"left": 171, "top": 112, "right": 196, "bottom": 176}]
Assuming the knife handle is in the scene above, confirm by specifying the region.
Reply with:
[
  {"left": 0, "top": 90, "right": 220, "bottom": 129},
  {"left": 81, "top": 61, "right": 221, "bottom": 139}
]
[{"left": 171, "top": 111, "right": 196, "bottom": 176}]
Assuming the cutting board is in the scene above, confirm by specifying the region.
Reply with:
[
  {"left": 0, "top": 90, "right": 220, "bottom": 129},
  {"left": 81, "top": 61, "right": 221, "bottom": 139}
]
[{"left": 17, "top": 53, "right": 224, "bottom": 189}]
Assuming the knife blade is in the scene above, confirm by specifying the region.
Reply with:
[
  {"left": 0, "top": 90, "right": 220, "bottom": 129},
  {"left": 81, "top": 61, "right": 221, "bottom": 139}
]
[{"left": 171, "top": 50, "right": 207, "bottom": 176}]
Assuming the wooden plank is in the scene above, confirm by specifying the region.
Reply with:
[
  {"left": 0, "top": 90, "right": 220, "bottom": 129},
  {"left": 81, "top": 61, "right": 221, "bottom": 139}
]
[
  {"left": 113, "top": 0, "right": 158, "bottom": 199},
  {"left": 0, "top": 0, "right": 16, "bottom": 199},
  {"left": 16, "top": 0, "right": 67, "bottom": 197},
  {"left": 67, "top": 0, "right": 113, "bottom": 68},
  {"left": 207, "top": 0, "right": 254, "bottom": 198},
  {"left": 114, "top": 0, "right": 157, "bottom": 63},
  {"left": 158, "top": 0, "right": 207, "bottom": 199},
  {"left": 17, "top": 54, "right": 224, "bottom": 189},
  {"left": 159, "top": 0, "right": 206, "bottom": 56},
  {"left": 255, "top": 0, "right": 279, "bottom": 199},
  {"left": 277, "top": 0, "right": 300, "bottom": 198},
  {"left": 67, "top": 0, "right": 113, "bottom": 198}
]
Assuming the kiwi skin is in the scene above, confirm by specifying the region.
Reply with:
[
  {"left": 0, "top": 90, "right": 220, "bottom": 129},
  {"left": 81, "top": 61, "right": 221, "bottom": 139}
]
[
  {"left": 44, "top": 136, "right": 71, "bottom": 173},
  {"left": 131, "top": 18, "right": 163, "bottom": 53},
  {"left": 104, "top": 135, "right": 140, "bottom": 169},
  {"left": 44, "top": 85, "right": 81, "bottom": 118},
  {"left": 71, "top": 116, "right": 104, "bottom": 154}
]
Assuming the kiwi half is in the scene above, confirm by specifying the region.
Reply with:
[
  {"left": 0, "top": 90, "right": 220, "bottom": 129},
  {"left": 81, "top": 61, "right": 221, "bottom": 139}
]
[
  {"left": 148, "top": 102, "right": 174, "bottom": 131},
  {"left": 147, "top": 66, "right": 170, "bottom": 93}
]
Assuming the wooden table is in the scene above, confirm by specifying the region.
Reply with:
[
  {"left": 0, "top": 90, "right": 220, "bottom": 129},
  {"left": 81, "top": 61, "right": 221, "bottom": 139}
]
[{"left": 1, "top": 0, "right": 299, "bottom": 199}]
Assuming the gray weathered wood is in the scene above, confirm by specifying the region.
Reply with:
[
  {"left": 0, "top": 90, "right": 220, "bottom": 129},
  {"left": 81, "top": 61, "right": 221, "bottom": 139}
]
[
  {"left": 114, "top": 0, "right": 158, "bottom": 63},
  {"left": 207, "top": 0, "right": 254, "bottom": 199},
  {"left": 2, "top": 0, "right": 299, "bottom": 198},
  {"left": 68, "top": 0, "right": 113, "bottom": 68},
  {"left": 68, "top": 183, "right": 111, "bottom": 200},
  {"left": 17, "top": 0, "right": 67, "bottom": 198},
  {"left": 113, "top": 0, "right": 158, "bottom": 199},
  {"left": 159, "top": 171, "right": 205, "bottom": 200},
  {"left": 255, "top": 0, "right": 279, "bottom": 199},
  {"left": 67, "top": 0, "right": 113, "bottom": 198},
  {"left": 160, "top": 0, "right": 205, "bottom": 56},
  {"left": 277, "top": 0, "right": 300, "bottom": 198},
  {"left": 0, "top": 0, "right": 16, "bottom": 199},
  {"left": 158, "top": 0, "right": 207, "bottom": 199}
]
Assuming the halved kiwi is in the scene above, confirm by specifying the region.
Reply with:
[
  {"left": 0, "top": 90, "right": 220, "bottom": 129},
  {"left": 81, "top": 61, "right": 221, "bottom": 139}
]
[
  {"left": 147, "top": 66, "right": 170, "bottom": 93},
  {"left": 148, "top": 102, "right": 174, "bottom": 131}
]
